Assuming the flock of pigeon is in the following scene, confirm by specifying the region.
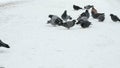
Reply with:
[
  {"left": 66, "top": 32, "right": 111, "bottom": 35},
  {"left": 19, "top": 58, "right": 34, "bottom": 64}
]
[
  {"left": 0, "top": 5, "right": 120, "bottom": 49},
  {"left": 47, "top": 5, "right": 120, "bottom": 29}
]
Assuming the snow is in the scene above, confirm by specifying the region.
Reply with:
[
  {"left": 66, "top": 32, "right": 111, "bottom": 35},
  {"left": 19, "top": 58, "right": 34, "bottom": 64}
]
[{"left": 0, "top": 0, "right": 120, "bottom": 68}]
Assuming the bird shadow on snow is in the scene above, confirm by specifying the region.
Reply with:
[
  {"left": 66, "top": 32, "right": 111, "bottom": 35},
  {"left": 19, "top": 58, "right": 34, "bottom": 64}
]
[{"left": 0, "top": 49, "right": 9, "bottom": 54}]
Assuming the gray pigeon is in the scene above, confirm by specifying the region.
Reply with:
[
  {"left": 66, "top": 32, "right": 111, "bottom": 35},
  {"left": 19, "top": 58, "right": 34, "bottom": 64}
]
[
  {"left": 77, "top": 16, "right": 88, "bottom": 22},
  {"left": 47, "top": 15, "right": 63, "bottom": 26},
  {"left": 77, "top": 10, "right": 90, "bottom": 21},
  {"left": 77, "top": 10, "right": 89, "bottom": 22},
  {"left": 97, "top": 14, "right": 105, "bottom": 22},
  {"left": 61, "top": 10, "right": 72, "bottom": 21},
  {"left": 84, "top": 10, "right": 90, "bottom": 18},
  {"left": 60, "top": 20, "right": 76, "bottom": 29}
]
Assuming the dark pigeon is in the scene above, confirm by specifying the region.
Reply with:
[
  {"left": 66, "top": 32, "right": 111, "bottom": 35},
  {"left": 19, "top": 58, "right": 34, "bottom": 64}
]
[
  {"left": 92, "top": 12, "right": 104, "bottom": 19},
  {"left": 81, "top": 21, "right": 91, "bottom": 28},
  {"left": 0, "top": 40, "right": 10, "bottom": 48},
  {"left": 97, "top": 14, "right": 105, "bottom": 22},
  {"left": 76, "top": 20, "right": 91, "bottom": 28},
  {"left": 84, "top": 5, "right": 93, "bottom": 10},
  {"left": 73, "top": 5, "right": 83, "bottom": 10},
  {"left": 60, "top": 20, "right": 76, "bottom": 29},
  {"left": 110, "top": 14, "right": 120, "bottom": 22}
]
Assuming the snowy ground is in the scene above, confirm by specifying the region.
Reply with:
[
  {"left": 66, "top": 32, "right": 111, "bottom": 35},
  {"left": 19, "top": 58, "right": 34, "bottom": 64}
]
[{"left": 0, "top": 0, "right": 120, "bottom": 68}]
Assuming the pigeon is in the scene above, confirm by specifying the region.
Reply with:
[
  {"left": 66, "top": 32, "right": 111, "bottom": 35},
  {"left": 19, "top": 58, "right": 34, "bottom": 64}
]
[
  {"left": 97, "top": 14, "right": 105, "bottom": 22},
  {"left": 110, "top": 14, "right": 120, "bottom": 22},
  {"left": 0, "top": 40, "right": 10, "bottom": 48},
  {"left": 48, "top": 15, "right": 54, "bottom": 19},
  {"left": 91, "top": 7, "right": 105, "bottom": 19},
  {"left": 81, "top": 10, "right": 90, "bottom": 18},
  {"left": 76, "top": 20, "right": 91, "bottom": 28},
  {"left": 84, "top": 10, "right": 90, "bottom": 18},
  {"left": 47, "top": 15, "right": 63, "bottom": 26},
  {"left": 80, "top": 21, "right": 91, "bottom": 28},
  {"left": 77, "top": 16, "right": 88, "bottom": 22},
  {"left": 61, "top": 10, "right": 72, "bottom": 21},
  {"left": 73, "top": 5, "right": 83, "bottom": 10},
  {"left": 84, "top": 5, "right": 93, "bottom": 10},
  {"left": 88, "top": 6, "right": 105, "bottom": 22},
  {"left": 77, "top": 10, "right": 90, "bottom": 21},
  {"left": 92, "top": 12, "right": 104, "bottom": 19},
  {"left": 60, "top": 20, "right": 76, "bottom": 29},
  {"left": 91, "top": 7, "right": 97, "bottom": 16}
]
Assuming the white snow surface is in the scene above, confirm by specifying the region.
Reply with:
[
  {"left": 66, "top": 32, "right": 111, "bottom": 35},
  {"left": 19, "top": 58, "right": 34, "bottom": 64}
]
[{"left": 0, "top": 0, "right": 120, "bottom": 68}]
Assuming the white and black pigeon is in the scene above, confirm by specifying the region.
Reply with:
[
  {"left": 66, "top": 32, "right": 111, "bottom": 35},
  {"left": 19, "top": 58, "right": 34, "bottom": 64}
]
[
  {"left": 0, "top": 40, "right": 10, "bottom": 48},
  {"left": 61, "top": 10, "right": 72, "bottom": 21},
  {"left": 73, "top": 5, "right": 83, "bottom": 10},
  {"left": 47, "top": 15, "right": 63, "bottom": 26}
]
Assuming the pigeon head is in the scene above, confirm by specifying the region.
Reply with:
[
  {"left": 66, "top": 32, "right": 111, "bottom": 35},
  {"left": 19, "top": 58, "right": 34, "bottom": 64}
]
[
  {"left": 85, "top": 10, "right": 88, "bottom": 12},
  {"left": 69, "top": 16, "right": 72, "bottom": 20},
  {"left": 110, "top": 14, "right": 113, "bottom": 16},
  {"left": 72, "top": 20, "right": 76, "bottom": 23},
  {"left": 48, "top": 15, "right": 53, "bottom": 18},
  {"left": 64, "top": 10, "right": 67, "bottom": 14},
  {"left": 81, "top": 13, "right": 86, "bottom": 17}
]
